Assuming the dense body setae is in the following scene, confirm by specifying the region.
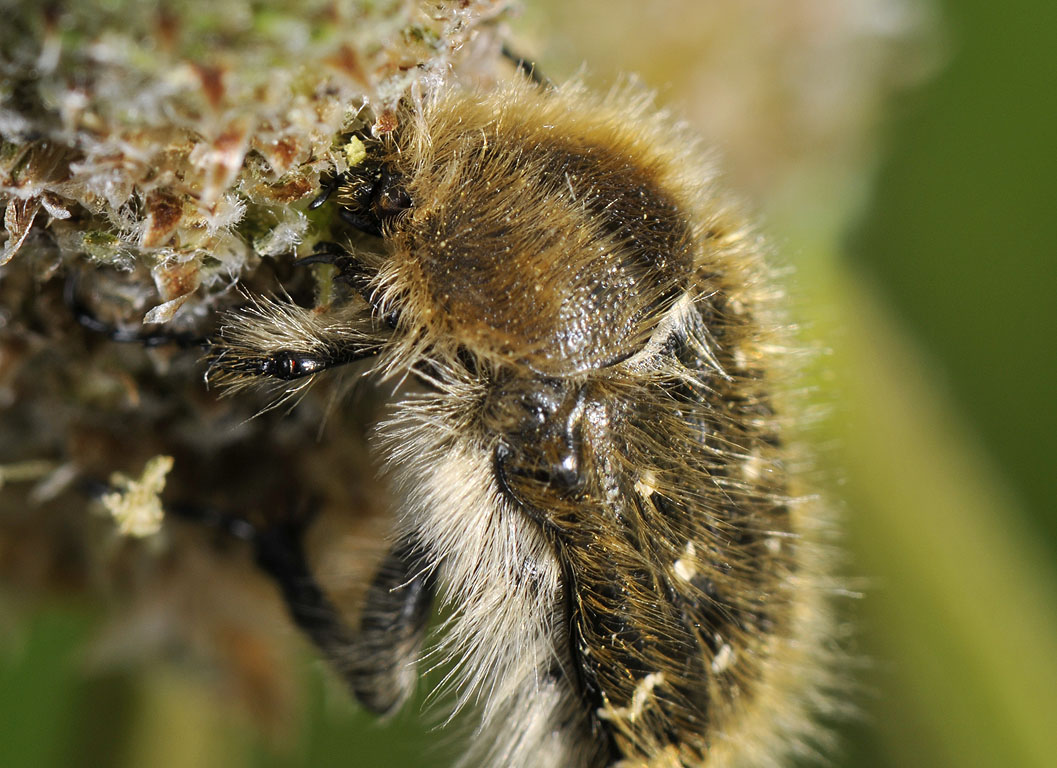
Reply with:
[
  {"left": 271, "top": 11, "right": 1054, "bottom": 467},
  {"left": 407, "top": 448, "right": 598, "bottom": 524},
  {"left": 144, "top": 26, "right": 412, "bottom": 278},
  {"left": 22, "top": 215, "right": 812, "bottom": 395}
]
[{"left": 209, "top": 81, "right": 839, "bottom": 768}]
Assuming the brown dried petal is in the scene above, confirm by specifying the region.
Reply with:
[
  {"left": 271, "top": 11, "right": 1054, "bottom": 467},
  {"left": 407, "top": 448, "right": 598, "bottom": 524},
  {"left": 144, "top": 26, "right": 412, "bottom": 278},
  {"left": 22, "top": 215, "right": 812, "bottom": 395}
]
[
  {"left": 326, "top": 43, "right": 369, "bottom": 86},
  {"left": 193, "top": 63, "right": 227, "bottom": 111},
  {"left": 143, "top": 294, "right": 192, "bottom": 325},
  {"left": 251, "top": 135, "right": 304, "bottom": 177},
  {"left": 141, "top": 190, "right": 185, "bottom": 248},
  {"left": 151, "top": 258, "right": 202, "bottom": 303},
  {"left": 193, "top": 121, "right": 251, "bottom": 207},
  {"left": 1, "top": 197, "right": 41, "bottom": 265},
  {"left": 40, "top": 191, "right": 72, "bottom": 220},
  {"left": 145, "top": 259, "right": 202, "bottom": 323}
]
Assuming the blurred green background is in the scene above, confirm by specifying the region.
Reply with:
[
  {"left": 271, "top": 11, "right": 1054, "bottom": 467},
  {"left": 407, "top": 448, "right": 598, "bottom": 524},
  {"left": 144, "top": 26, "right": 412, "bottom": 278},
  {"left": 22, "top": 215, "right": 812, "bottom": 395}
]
[{"left": 2, "top": 0, "right": 1056, "bottom": 766}]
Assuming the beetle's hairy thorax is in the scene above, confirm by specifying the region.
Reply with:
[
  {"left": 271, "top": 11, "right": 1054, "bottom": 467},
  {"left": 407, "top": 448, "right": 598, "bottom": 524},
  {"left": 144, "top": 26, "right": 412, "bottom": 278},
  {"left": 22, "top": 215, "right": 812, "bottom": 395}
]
[{"left": 377, "top": 103, "right": 696, "bottom": 376}]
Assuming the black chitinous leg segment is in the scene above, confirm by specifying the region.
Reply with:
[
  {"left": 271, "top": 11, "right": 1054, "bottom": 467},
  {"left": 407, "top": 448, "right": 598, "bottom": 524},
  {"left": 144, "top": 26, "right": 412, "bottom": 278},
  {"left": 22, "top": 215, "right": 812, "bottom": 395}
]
[
  {"left": 169, "top": 498, "right": 434, "bottom": 716},
  {"left": 293, "top": 242, "right": 364, "bottom": 286},
  {"left": 499, "top": 42, "right": 553, "bottom": 89},
  {"left": 306, "top": 158, "right": 411, "bottom": 326},
  {"left": 254, "top": 522, "right": 435, "bottom": 715},
  {"left": 351, "top": 540, "right": 436, "bottom": 715},
  {"left": 294, "top": 243, "right": 401, "bottom": 329},
  {"left": 314, "top": 159, "right": 412, "bottom": 238},
  {"left": 247, "top": 507, "right": 356, "bottom": 657},
  {"left": 175, "top": 502, "right": 368, "bottom": 698}
]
